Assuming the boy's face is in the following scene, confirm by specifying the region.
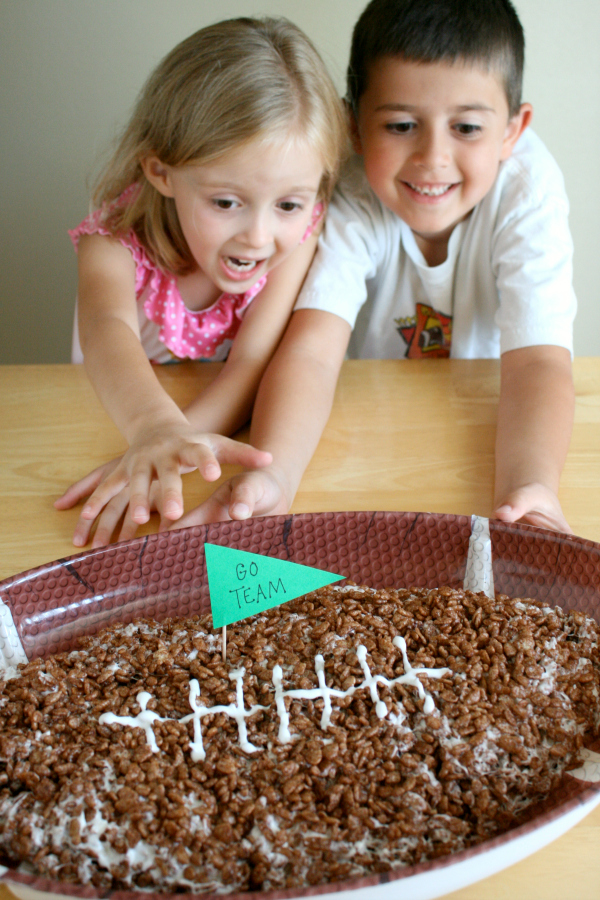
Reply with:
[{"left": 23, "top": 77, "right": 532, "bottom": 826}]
[{"left": 352, "top": 56, "right": 531, "bottom": 257}]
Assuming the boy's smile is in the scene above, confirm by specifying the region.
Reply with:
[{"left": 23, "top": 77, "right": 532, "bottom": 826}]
[{"left": 352, "top": 57, "right": 531, "bottom": 264}]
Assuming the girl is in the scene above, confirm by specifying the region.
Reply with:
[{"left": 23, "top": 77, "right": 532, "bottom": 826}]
[{"left": 55, "top": 16, "right": 347, "bottom": 547}]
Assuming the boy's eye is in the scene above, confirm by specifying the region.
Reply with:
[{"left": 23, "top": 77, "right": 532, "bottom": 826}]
[
  {"left": 454, "top": 123, "right": 482, "bottom": 136},
  {"left": 385, "top": 122, "right": 415, "bottom": 135}
]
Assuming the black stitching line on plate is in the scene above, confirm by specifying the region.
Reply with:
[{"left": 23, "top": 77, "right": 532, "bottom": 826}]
[
  {"left": 359, "top": 510, "right": 378, "bottom": 548},
  {"left": 397, "top": 513, "right": 418, "bottom": 556},
  {"left": 281, "top": 515, "right": 293, "bottom": 558},
  {"left": 64, "top": 563, "right": 95, "bottom": 594},
  {"left": 137, "top": 535, "right": 149, "bottom": 564}
]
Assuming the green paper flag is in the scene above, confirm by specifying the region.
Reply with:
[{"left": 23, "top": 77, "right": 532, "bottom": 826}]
[{"left": 205, "top": 543, "right": 344, "bottom": 628}]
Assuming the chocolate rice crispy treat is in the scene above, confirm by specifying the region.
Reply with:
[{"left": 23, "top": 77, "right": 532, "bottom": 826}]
[{"left": 1, "top": 584, "right": 599, "bottom": 894}]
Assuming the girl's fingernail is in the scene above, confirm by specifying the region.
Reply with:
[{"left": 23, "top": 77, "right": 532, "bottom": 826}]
[{"left": 232, "top": 503, "right": 250, "bottom": 519}]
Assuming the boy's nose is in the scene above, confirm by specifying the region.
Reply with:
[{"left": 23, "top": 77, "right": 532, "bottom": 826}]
[{"left": 413, "top": 126, "right": 450, "bottom": 170}]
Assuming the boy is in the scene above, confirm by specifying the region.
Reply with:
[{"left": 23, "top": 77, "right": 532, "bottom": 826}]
[{"left": 177, "top": 0, "right": 576, "bottom": 533}]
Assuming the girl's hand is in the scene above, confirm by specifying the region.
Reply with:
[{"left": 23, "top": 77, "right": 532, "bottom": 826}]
[
  {"left": 55, "top": 429, "right": 272, "bottom": 546},
  {"left": 492, "top": 482, "right": 572, "bottom": 534},
  {"left": 54, "top": 457, "right": 126, "bottom": 546},
  {"left": 167, "top": 467, "right": 291, "bottom": 528},
  {"left": 59, "top": 476, "right": 168, "bottom": 549}
]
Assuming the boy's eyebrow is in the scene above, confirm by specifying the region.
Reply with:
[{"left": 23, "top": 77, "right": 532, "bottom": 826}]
[
  {"left": 374, "top": 102, "right": 496, "bottom": 114},
  {"left": 454, "top": 104, "right": 496, "bottom": 113}
]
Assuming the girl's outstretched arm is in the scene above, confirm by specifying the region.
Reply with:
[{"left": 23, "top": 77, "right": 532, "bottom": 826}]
[
  {"left": 172, "top": 308, "right": 352, "bottom": 528},
  {"left": 75, "top": 233, "right": 195, "bottom": 454},
  {"left": 492, "top": 344, "right": 574, "bottom": 533},
  {"left": 56, "top": 233, "right": 319, "bottom": 546},
  {"left": 56, "top": 233, "right": 271, "bottom": 544}
]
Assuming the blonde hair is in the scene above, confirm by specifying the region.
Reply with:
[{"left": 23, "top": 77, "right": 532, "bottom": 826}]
[{"left": 92, "top": 17, "right": 348, "bottom": 274}]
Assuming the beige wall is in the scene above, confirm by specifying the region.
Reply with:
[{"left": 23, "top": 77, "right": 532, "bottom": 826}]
[{"left": 1, "top": 0, "right": 598, "bottom": 362}]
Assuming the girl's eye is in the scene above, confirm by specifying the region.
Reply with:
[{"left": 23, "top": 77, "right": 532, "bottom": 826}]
[
  {"left": 386, "top": 122, "right": 415, "bottom": 135},
  {"left": 278, "top": 201, "right": 302, "bottom": 213},
  {"left": 454, "top": 123, "right": 482, "bottom": 136},
  {"left": 212, "top": 198, "right": 238, "bottom": 210}
]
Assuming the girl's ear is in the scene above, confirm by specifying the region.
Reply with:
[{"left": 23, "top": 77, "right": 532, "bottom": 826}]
[
  {"left": 500, "top": 102, "right": 533, "bottom": 161},
  {"left": 141, "top": 157, "right": 175, "bottom": 197}
]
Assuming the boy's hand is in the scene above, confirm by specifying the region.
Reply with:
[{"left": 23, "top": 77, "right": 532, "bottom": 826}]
[
  {"left": 162, "top": 310, "right": 351, "bottom": 532},
  {"left": 492, "top": 482, "right": 572, "bottom": 534},
  {"left": 494, "top": 345, "right": 574, "bottom": 537},
  {"left": 167, "top": 468, "right": 291, "bottom": 529},
  {"left": 54, "top": 429, "right": 272, "bottom": 547}
]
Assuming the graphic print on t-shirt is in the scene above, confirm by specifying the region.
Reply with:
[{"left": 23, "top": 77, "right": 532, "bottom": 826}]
[{"left": 395, "top": 303, "right": 452, "bottom": 359}]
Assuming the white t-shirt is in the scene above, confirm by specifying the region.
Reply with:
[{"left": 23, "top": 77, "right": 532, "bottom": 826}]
[{"left": 296, "top": 129, "right": 576, "bottom": 359}]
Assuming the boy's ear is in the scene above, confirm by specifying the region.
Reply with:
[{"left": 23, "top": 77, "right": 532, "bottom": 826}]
[
  {"left": 345, "top": 100, "right": 364, "bottom": 155},
  {"left": 500, "top": 102, "right": 533, "bottom": 161},
  {"left": 141, "top": 157, "right": 175, "bottom": 197}
]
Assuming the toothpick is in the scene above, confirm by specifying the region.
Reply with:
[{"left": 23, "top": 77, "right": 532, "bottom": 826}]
[{"left": 222, "top": 625, "right": 227, "bottom": 662}]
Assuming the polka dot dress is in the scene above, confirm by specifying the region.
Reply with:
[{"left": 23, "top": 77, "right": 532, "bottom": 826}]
[{"left": 70, "top": 188, "right": 323, "bottom": 361}]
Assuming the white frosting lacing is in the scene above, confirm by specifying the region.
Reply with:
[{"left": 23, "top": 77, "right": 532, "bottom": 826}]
[{"left": 99, "top": 637, "right": 450, "bottom": 756}]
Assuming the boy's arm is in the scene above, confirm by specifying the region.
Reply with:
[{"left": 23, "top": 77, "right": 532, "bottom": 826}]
[
  {"left": 492, "top": 344, "right": 574, "bottom": 532},
  {"left": 183, "top": 231, "right": 320, "bottom": 435},
  {"left": 173, "top": 309, "right": 352, "bottom": 526}
]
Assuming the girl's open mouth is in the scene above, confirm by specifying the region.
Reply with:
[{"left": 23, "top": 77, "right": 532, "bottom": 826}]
[
  {"left": 220, "top": 256, "right": 266, "bottom": 281},
  {"left": 225, "top": 256, "right": 260, "bottom": 272}
]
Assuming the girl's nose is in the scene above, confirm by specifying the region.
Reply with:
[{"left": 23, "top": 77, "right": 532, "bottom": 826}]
[
  {"left": 413, "top": 125, "right": 450, "bottom": 170},
  {"left": 238, "top": 210, "right": 272, "bottom": 249}
]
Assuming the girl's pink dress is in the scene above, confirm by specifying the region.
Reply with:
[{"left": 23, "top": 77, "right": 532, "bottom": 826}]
[{"left": 69, "top": 186, "right": 322, "bottom": 364}]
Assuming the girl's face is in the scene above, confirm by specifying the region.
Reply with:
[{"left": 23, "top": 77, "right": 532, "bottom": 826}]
[{"left": 145, "top": 136, "right": 324, "bottom": 293}]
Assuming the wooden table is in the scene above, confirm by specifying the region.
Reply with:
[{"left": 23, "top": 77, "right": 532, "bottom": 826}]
[{"left": 1, "top": 359, "right": 600, "bottom": 900}]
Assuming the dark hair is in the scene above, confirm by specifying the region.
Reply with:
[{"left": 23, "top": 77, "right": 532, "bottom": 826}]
[{"left": 347, "top": 0, "right": 525, "bottom": 117}]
